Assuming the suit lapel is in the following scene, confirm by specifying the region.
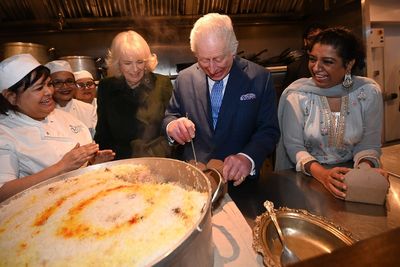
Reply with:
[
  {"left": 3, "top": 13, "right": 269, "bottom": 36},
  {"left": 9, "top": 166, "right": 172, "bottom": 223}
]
[
  {"left": 192, "top": 65, "right": 213, "bottom": 129},
  {"left": 214, "top": 59, "right": 249, "bottom": 136}
]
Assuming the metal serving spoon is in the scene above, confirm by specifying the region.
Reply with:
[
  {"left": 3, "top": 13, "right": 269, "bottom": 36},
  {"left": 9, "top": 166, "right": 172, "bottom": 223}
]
[
  {"left": 264, "top": 201, "right": 300, "bottom": 266},
  {"left": 185, "top": 113, "right": 198, "bottom": 165}
]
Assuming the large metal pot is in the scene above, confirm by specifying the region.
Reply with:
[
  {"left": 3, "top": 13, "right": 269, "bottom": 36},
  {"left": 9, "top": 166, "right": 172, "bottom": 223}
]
[
  {"left": 60, "top": 56, "right": 101, "bottom": 80},
  {"left": 1, "top": 158, "right": 215, "bottom": 267},
  {"left": 1, "top": 42, "right": 55, "bottom": 64}
]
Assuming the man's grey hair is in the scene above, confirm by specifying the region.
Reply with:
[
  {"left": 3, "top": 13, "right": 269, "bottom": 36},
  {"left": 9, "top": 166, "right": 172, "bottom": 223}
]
[{"left": 190, "top": 13, "right": 239, "bottom": 55}]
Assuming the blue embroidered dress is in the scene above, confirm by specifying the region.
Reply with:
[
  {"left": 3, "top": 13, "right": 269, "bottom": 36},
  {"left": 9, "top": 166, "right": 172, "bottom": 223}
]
[{"left": 275, "top": 76, "right": 383, "bottom": 174}]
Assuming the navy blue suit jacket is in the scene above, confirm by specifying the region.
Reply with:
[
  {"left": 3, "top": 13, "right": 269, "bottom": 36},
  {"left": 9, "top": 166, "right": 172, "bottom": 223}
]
[{"left": 162, "top": 57, "right": 280, "bottom": 174}]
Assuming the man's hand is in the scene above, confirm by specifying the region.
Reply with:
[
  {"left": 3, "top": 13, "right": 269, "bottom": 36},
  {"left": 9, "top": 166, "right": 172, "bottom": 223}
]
[
  {"left": 166, "top": 118, "right": 195, "bottom": 145},
  {"left": 223, "top": 154, "right": 252, "bottom": 186}
]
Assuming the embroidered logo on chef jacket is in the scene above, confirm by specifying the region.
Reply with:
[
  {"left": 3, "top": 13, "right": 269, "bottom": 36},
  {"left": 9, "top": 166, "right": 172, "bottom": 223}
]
[
  {"left": 239, "top": 93, "right": 256, "bottom": 101},
  {"left": 69, "top": 124, "right": 83, "bottom": 134}
]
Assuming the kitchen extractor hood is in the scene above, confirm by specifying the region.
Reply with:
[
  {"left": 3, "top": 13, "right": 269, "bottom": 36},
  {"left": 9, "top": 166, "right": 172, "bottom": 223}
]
[{"left": 0, "top": 0, "right": 306, "bottom": 32}]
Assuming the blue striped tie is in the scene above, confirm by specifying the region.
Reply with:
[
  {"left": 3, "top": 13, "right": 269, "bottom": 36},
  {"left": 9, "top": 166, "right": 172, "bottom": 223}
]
[{"left": 210, "top": 80, "right": 224, "bottom": 129}]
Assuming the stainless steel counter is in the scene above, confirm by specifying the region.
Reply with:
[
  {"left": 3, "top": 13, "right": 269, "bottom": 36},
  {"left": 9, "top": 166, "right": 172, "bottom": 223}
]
[{"left": 229, "top": 169, "right": 400, "bottom": 241}]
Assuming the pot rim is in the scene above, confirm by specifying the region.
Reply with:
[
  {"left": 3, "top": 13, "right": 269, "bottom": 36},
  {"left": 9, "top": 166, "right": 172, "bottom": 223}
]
[
  {"left": 59, "top": 55, "right": 95, "bottom": 60},
  {"left": 3, "top": 42, "right": 47, "bottom": 48},
  {"left": 0, "top": 157, "right": 213, "bottom": 266}
]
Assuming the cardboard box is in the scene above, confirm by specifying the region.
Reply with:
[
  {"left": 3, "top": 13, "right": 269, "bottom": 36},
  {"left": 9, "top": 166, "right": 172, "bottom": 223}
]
[{"left": 344, "top": 163, "right": 389, "bottom": 205}]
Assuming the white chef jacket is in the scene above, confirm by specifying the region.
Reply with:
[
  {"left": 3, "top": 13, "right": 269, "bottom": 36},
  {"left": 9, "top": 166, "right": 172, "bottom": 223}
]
[
  {"left": 92, "top": 98, "right": 97, "bottom": 111},
  {"left": 56, "top": 98, "right": 97, "bottom": 137},
  {"left": 0, "top": 109, "right": 93, "bottom": 186}
]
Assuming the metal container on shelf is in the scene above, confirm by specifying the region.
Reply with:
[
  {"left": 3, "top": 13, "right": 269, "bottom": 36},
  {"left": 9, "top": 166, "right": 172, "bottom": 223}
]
[
  {"left": 1, "top": 42, "right": 55, "bottom": 64},
  {"left": 59, "top": 56, "right": 101, "bottom": 80}
]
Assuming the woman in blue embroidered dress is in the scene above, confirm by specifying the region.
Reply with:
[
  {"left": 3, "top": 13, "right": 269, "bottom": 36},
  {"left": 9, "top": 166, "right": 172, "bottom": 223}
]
[{"left": 275, "top": 27, "right": 387, "bottom": 199}]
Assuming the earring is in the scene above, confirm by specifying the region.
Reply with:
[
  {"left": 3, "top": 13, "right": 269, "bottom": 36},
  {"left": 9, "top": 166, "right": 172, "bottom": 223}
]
[{"left": 342, "top": 73, "right": 353, "bottom": 89}]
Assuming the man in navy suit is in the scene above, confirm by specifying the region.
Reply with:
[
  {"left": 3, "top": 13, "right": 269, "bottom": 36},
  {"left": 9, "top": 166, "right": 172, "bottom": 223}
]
[{"left": 162, "top": 13, "right": 280, "bottom": 187}]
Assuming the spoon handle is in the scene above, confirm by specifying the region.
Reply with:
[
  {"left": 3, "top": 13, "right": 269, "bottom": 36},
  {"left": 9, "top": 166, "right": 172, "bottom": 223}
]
[
  {"left": 185, "top": 113, "right": 198, "bottom": 164},
  {"left": 264, "top": 201, "right": 286, "bottom": 244}
]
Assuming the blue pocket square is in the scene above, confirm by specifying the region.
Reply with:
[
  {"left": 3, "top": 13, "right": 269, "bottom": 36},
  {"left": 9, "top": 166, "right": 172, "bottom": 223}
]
[{"left": 240, "top": 93, "right": 256, "bottom": 101}]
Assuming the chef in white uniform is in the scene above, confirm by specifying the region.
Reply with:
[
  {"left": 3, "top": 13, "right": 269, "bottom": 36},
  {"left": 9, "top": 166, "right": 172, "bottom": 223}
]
[
  {"left": 45, "top": 60, "right": 97, "bottom": 137},
  {"left": 73, "top": 70, "right": 97, "bottom": 110},
  {"left": 0, "top": 54, "right": 115, "bottom": 201}
]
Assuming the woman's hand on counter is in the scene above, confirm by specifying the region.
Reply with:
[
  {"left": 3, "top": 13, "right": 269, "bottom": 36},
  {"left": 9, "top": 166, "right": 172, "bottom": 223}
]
[{"left": 309, "top": 162, "right": 351, "bottom": 199}]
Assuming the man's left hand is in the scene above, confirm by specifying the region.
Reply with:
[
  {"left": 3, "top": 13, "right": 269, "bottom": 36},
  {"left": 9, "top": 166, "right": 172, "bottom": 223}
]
[{"left": 223, "top": 154, "right": 251, "bottom": 186}]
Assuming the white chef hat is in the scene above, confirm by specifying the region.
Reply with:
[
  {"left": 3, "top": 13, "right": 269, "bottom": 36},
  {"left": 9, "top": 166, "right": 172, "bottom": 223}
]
[
  {"left": 0, "top": 53, "right": 41, "bottom": 92},
  {"left": 45, "top": 60, "right": 73, "bottom": 74},
  {"left": 73, "top": 70, "right": 94, "bottom": 81}
]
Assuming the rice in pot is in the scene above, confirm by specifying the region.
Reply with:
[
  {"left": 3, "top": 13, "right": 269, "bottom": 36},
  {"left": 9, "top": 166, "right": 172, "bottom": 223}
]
[{"left": 0, "top": 164, "right": 207, "bottom": 266}]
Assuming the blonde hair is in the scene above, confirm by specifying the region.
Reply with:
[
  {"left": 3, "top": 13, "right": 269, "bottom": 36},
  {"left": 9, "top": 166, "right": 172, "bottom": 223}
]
[
  {"left": 190, "top": 13, "right": 238, "bottom": 55},
  {"left": 106, "top": 30, "right": 158, "bottom": 77}
]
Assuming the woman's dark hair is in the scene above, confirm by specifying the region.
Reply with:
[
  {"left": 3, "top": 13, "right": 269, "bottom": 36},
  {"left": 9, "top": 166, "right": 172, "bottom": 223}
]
[
  {"left": 302, "top": 23, "right": 328, "bottom": 40},
  {"left": 310, "top": 26, "right": 366, "bottom": 73},
  {"left": 0, "top": 65, "right": 50, "bottom": 115}
]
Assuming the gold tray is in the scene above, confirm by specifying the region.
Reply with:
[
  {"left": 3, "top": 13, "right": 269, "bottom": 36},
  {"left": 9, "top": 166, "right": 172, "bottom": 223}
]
[{"left": 253, "top": 206, "right": 357, "bottom": 267}]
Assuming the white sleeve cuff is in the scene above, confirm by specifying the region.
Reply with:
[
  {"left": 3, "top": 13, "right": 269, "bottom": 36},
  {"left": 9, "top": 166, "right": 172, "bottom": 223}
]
[
  {"left": 165, "top": 121, "right": 175, "bottom": 145},
  {"left": 354, "top": 149, "right": 381, "bottom": 168},
  {"left": 238, "top": 153, "right": 256, "bottom": 176},
  {"left": 295, "top": 151, "right": 317, "bottom": 176}
]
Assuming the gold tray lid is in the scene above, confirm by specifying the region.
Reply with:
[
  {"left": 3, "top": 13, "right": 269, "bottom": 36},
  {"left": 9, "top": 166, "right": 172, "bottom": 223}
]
[{"left": 253, "top": 201, "right": 357, "bottom": 267}]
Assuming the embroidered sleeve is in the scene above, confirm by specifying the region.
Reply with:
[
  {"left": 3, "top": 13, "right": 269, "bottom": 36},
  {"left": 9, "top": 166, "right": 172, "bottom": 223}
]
[
  {"left": 354, "top": 149, "right": 381, "bottom": 168},
  {"left": 295, "top": 151, "right": 318, "bottom": 176},
  {"left": 352, "top": 84, "right": 383, "bottom": 164}
]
